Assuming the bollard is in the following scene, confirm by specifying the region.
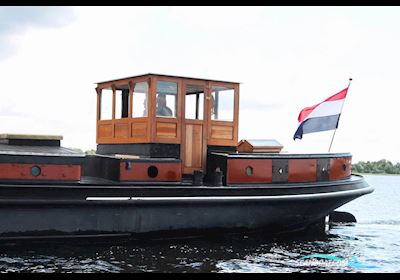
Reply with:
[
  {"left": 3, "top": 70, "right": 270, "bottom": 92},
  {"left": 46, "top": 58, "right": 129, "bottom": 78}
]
[
  {"left": 193, "top": 170, "right": 204, "bottom": 186},
  {"left": 214, "top": 167, "right": 224, "bottom": 186}
]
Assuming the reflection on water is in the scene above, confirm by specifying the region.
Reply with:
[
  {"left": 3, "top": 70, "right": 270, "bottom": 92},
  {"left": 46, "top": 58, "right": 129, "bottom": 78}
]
[
  {"left": 0, "top": 226, "right": 398, "bottom": 273},
  {"left": 0, "top": 175, "right": 399, "bottom": 273}
]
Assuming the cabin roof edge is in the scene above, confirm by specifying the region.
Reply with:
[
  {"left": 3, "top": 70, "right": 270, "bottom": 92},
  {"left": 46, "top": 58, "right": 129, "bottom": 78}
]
[{"left": 95, "top": 73, "right": 241, "bottom": 86}]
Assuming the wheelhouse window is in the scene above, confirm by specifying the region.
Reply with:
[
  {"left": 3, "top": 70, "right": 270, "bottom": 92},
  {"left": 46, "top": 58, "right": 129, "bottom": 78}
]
[
  {"left": 100, "top": 88, "right": 113, "bottom": 120},
  {"left": 156, "top": 81, "right": 177, "bottom": 118},
  {"left": 132, "top": 81, "right": 148, "bottom": 118},
  {"left": 115, "top": 85, "right": 129, "bottom": 119},
  {"left": 185, "top": 84, "right": 204, "bottom": 120},
  {"left": 211, "top": 86, "right": 234, "bottom": 121}
]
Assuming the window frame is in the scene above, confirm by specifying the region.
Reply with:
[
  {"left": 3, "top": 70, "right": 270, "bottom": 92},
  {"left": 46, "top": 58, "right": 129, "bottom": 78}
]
[{"left": 155, "top": 80, "right": 179, "bottom": 119}]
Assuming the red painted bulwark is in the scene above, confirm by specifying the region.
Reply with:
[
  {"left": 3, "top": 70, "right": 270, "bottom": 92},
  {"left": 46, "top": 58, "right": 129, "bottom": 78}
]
[
  {"left": 227, "top": 159, "right": 272, "bottom": 184},
  {"left": 0, "top": 163, "right": 81, "bottom": 181},
  {"left": 330, "top": 157, "right": 352, "bottom": 180},
  {"left": 288, "top": 159, "right": 317, "bottom": 183},
  {"left": 120, "top": 162, "right": 182, "bottom": 181}
]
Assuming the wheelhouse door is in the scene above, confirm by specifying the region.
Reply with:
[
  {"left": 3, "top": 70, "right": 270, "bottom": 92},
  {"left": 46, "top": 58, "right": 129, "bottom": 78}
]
[{"left": 182, "top": 82, "right": 207, "bottom": 174}]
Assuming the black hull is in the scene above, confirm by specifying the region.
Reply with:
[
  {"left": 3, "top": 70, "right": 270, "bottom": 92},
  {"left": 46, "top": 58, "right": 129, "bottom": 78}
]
[{"left": 0, "top": 175, "right": 372, "bottom": 240}]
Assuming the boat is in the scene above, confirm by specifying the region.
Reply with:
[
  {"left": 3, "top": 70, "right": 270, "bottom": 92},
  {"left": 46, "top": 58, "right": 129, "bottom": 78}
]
[{"left": 0, "top": 73, "right": 373, "bottom": 241}]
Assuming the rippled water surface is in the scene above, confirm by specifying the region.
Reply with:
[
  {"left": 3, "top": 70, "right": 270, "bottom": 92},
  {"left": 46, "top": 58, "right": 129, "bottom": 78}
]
[{"left": 0, "top": 175, "right": 399, "bottom": 273}]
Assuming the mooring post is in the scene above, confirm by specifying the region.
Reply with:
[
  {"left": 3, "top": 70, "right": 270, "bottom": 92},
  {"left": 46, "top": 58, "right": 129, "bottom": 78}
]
[
  {"left": 193, "top": 170, "right": 204, "bottom": 186},
  {"left": 214, "top": 167, "right": 224, "bottom": 186}
]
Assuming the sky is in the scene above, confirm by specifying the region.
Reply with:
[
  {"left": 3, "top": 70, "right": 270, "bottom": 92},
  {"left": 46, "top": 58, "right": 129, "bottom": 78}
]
[{"left": 0, "top": 6, "right": 399, "bottom": 163}]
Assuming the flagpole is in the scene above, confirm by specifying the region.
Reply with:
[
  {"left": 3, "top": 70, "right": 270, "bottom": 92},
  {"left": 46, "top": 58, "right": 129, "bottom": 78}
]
[{"left": 328, "top": 78, "right": 352, "bottom": 153}]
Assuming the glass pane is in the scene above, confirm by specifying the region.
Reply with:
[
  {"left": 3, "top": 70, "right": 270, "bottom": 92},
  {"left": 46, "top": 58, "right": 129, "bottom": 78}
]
[
  {"left": 115, "top": 89, "right": 122, "bottom": 119},
  {"left": 211, "top": 86, "right": 235, "bottom": 121},
  {"left": 156, "top": 81, "right": 177, "bottom": 118},
  {"left": 132, "top": 82, "right": 148, "bottom": 118},
  {"left": 185, "top": 85, "right": 204, "bottom": 120},
  {"left": 100, "top": 88, "right": 113, "bottom": 120}
]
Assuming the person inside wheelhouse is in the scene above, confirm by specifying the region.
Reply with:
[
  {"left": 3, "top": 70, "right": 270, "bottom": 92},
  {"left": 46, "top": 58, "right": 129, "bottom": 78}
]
[
  {"left": 156, "top": 93, "right": 172, "bottom": 117},
  {"left": 156, "top": 81, "right": 177, "bottom": 118}
]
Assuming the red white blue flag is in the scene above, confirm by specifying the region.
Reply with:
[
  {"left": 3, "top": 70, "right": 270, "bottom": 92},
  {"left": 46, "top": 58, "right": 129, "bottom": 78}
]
[{"left": 293, "top": 87, "right": 348, "bottom": 140}]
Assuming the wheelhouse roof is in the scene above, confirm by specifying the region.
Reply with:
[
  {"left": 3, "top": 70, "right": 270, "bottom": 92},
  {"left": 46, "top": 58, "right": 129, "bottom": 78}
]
[{"left": 95, "top": 73, "right": 241, "bottom": 85}]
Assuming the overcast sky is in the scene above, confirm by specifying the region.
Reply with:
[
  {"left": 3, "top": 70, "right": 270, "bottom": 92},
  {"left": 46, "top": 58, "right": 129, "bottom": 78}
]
[{"left": 0, "top": 6, "right": 399, "bottom": 163}]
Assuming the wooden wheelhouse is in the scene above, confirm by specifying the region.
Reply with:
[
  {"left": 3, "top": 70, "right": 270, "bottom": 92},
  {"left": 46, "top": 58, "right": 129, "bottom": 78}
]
[{"left": 95, "top": 73, "right": 240, "bottom": 175}]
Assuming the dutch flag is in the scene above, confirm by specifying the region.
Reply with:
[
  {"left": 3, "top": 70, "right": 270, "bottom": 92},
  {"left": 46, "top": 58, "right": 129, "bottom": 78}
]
[{"left": 293, "top": 87, "right": 348, "bottom": 140}]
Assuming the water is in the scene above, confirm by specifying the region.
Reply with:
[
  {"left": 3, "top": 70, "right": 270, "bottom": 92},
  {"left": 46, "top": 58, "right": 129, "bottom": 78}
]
[{"left": 0, "top": 174, "right": 399, "bottom": 273}]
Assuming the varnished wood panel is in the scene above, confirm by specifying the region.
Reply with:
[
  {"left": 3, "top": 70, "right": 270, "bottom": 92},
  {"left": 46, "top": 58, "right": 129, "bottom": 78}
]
[
  {"left": 237, "top": 141, "right": 252, "bottom": 152},
  {"left": 211, "top": 125, "right": 233, "bottom": 140},
  {"left": 156, "top": 122, "right": 177, "bottom": 138},
  {"left": 185, "top": 125, "right": 193, "bottom": 168},
  {"left": 98, "top": 124, "right": 113, "bottom": 138},
  {"left": 131, "top": 122, "right": 147, "bottom": 138},
  {"left": 288, "top": 159, "right": 317, "bottom": 183},
  {"left": 227, "top": 159, "right": 272, "bottom": 184},
  {"left": 114, "top": 123, "right": 129, "bottom": 138},
  {"left": 149, "top": 76, "right": 157, "bottom": 142},
  {"left": 184, "top": 124, "right": 203, "bottom": 171}
]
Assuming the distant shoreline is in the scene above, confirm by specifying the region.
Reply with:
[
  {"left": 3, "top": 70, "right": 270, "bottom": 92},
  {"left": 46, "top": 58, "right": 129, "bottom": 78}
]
[
  {"left": 353, "top": 173, "right": 400, "bottom": 176},
  {"left": 352, "top": 160, "right": 400, "bottom": 175}
]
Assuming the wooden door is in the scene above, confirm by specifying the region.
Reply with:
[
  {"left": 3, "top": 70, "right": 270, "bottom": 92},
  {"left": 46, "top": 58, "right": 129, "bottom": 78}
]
[
  {"left": 182, "top": 82, "right": 207, "bottom": 174},
  {"left": 184, "top": 120, "right": 203, "bottom": 173}
]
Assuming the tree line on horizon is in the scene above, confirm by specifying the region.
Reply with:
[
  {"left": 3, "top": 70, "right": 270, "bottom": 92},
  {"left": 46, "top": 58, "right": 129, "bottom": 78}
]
[{"left": 352, "top": 159, "right": 400, "bottom": 174}]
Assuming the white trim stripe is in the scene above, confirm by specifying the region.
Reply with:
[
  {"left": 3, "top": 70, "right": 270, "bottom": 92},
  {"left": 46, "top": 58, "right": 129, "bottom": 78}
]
[
  {"left": 83, "top": 186, "right": 374, "bottom": 203},
  {"left": 302, "top": 99, "right": 345, "bottom": 122},
  {"left": 86, "top": 197, "right": 131, "bottom": 201}
]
